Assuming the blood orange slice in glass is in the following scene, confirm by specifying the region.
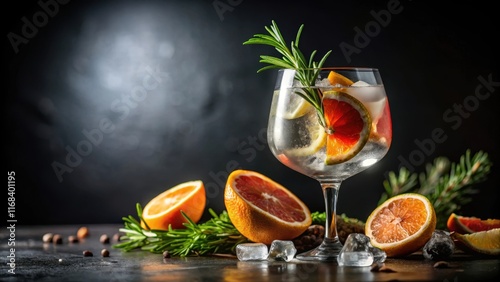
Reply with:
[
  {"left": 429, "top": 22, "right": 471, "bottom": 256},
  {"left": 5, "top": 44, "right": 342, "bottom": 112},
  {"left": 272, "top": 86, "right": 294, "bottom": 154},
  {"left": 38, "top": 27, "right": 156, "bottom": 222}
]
[
  {"left": 322, "top": 91, "right": 371, "bottom": 165},
  {"left": 224, "top": 169, "right": 311, "bottom": 244}
]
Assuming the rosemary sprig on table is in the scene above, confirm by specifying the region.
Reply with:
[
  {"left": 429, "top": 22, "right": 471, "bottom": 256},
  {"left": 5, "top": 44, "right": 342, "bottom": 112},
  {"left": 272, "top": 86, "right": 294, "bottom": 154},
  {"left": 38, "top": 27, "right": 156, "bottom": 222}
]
[
  {"left": 243, "top": 20, "right": 331, "bottom": 126},
  {"left": 113, "top": 204, "right": 248, "bottom": 256},
  {"left": 379, "top": 149, "right": 492, "bottom": 229}
]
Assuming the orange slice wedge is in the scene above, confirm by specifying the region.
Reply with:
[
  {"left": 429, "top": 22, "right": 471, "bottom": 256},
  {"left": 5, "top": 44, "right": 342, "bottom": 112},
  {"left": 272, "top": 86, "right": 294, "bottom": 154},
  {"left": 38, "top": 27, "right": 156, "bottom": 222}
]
[
  {"left": 451, "top": 229, "right": 500, "bottom": 256},
  {"left": 328, "top": 70, "right": 354, "bottom": 87}
]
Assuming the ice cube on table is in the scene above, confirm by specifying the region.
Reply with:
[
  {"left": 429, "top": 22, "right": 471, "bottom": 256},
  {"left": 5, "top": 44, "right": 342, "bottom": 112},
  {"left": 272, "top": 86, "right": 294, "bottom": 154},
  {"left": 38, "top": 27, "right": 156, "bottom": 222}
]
[
  {"left": 267, "top": 240, "right": 297, "bottom": 262},
  {"left": 369, "top": 246, "right": 387, "bottom": 263},
  {"left": 338, "top": 251, "right": 374, "bottom": 267},
  {"left": 236, "top": 243, "right": 268, "bottom": 261},
  {"left": 337, "top": 233, "right": 386, "bottom": 266},
  {"left": 423, "top": 230, "right": 455, "bottom": 260}
]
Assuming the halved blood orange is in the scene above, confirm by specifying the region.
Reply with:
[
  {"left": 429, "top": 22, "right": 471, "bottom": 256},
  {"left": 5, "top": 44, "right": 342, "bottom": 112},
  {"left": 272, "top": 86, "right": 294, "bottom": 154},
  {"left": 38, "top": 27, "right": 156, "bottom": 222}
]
[
  {"left": 365, "top": 193, "right": 437, "bottom": 257},
  {"left": 446, "top": 213, "right": 500, "bottom": 234},
  {"left": 141, "top": 180, "right": 206, "bottom": 230},
  {"left": 224, "top": 169, "right": 311, "bottom": 244},
  {"left": 322, "top": 91, "right": 371, "bottom": 165}
]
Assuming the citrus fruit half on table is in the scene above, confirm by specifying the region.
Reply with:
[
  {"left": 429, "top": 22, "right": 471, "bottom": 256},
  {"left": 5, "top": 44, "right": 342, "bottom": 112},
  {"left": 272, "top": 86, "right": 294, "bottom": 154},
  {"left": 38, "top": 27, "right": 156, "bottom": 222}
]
[
  {"left": 224, "top": 169, "right": 311, "bottom": 245},
  {"left": 365, "top": 193, "right": 436, "bottom": 257},
  {"left": 141, "top": 180, "right": 206, "bottom": 230},
  {"left": 446, "top": 213, "right": 500, "bottom": 234}
]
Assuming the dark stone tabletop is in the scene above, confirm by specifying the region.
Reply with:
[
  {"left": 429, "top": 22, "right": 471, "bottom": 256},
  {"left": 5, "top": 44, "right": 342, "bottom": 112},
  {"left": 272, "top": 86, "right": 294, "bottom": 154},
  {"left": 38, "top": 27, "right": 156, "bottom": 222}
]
[{"left": 1, "top": 224, "right": 499, "bottom": 281}]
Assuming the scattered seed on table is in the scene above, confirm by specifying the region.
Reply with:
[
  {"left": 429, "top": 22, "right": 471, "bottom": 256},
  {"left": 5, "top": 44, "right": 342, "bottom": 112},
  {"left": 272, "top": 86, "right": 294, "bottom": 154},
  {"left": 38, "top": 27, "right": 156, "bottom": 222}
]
[
  {"left": 163, "top": 251, "right": 171, "bottom": 259},
  {"left": 67, "top": 235, "right": 79, "bottom": 243},
  {"left": 101, "top": 249, "right": 110, "bottom": 257},
  {"left": 100, "top": 234, "right": 110, "bottom": 244},
  {"left": 83, "top": 250, "right": 93, "bottom": 257},
  {"left": 52, "top": 234, "right": 63, "bottom": 244},
  {"left": 77, "top": 227, "right": 89, "bottom": 239},
  {"left": 42, "top": 233, "right": 54, "bottom": 243},
  {"left": 112, "top": 233, "right": 121, "bottom": 242}
]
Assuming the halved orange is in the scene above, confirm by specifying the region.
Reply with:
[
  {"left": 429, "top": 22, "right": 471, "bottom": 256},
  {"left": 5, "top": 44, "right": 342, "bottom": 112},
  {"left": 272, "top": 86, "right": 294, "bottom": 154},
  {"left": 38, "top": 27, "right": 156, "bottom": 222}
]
[
  {"left": 451, "top": 229, "right": 500, "bottom": 256},
  {"left": 322, "top": 91, "right": 371, "bottom": 165},
  {"left": 224, "top": 169, "right": 311, "bottom": 245},
  {"left": 365, "top": 193, "right": 436, "bottom": 257},
  {"left": 447, "top": 213, "right": 500, "bottom": 234},
  {"left": 141, "top": 180, "right": 206, "bottom": 230}
]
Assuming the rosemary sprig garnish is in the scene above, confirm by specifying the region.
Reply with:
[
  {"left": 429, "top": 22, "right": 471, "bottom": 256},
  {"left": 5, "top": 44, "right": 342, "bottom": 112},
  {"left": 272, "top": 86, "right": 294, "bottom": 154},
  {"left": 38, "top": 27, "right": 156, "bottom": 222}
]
[
  {"left": 113, "top": 204, "right": 248, "bottom": 256},
  {"left": 379, "top": 149, "right": 492, "bottom": 229},
  {"left": 243, "top": 20, "right": 331, "bottom": 126}
]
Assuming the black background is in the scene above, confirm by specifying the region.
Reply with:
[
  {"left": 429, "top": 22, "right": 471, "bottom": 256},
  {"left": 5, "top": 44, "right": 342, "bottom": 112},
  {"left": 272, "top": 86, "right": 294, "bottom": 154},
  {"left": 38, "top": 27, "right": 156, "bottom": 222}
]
[{"left": 5, "top": 0, "right": 499, "bottom": 225}]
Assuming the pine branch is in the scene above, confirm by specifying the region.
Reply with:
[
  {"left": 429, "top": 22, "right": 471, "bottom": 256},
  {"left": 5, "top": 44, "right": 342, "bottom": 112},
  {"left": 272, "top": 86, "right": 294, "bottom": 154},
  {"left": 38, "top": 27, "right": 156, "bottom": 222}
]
[{"left": 379, "top": 149, "right": 492, "bottom": 229}]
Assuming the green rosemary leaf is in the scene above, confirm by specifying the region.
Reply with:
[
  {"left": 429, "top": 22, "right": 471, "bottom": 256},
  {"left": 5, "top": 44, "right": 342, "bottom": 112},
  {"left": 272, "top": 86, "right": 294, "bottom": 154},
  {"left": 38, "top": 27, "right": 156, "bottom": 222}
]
[
  {"left": 114, "top": 206, "right": 249, "bottom": 256},
  {"left": 244, "top": 20, "right": 331, "bottom": 121}
]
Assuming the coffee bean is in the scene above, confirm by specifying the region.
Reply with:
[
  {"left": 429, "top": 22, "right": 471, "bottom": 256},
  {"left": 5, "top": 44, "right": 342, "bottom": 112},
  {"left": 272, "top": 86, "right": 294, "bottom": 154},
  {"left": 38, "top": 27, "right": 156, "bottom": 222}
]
[
  {"left": 83, "top": 250, "right": 93, "bottom": 257},
  {"left": 67, "top": 235, "right": 79, "bottom": 243},
  {"left": 101, "top": 249, "right": 110, "bottom": 257},
  {"left": 52, "top": 234, "right": 63, "bottom": 244},
  {"left": 100, "top": 234, "right": 110, "bottom": 244},
  {"left": 42, "top": 233, "right": 54, "bottom": 243}
]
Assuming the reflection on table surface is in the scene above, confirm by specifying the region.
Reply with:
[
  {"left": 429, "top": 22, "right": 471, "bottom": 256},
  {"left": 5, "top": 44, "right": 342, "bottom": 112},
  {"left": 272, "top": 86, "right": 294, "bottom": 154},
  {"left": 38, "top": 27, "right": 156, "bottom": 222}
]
[{"left": 2, "top": 224, "right": 498, "bottom": 282}]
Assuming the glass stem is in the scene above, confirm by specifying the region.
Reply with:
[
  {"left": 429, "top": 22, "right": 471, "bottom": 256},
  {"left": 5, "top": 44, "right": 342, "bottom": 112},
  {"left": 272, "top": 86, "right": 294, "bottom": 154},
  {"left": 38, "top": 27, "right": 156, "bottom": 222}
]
[{"left": 321, "top": 180, "right": 341, "bottom": 241}]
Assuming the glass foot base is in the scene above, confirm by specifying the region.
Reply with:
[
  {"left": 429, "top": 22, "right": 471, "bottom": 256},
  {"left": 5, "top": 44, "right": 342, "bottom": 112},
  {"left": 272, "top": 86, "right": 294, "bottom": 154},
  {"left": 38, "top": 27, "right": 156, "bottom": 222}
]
[{"left": 295, "top": 238, "right": 343, "bottom": 261}]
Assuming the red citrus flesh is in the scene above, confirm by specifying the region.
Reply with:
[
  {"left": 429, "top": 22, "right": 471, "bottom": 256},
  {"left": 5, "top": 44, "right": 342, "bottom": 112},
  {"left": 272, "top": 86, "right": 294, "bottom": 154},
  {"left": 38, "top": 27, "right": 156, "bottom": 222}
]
[
  {"left": 233, "top": 175, "right": 307, "bottom": 223},
  {"left": 447, "top": 213, "right": 500, "bottom": 234},
  {"left": 323, "top": 92, "right": 371, "bottom": 164}
]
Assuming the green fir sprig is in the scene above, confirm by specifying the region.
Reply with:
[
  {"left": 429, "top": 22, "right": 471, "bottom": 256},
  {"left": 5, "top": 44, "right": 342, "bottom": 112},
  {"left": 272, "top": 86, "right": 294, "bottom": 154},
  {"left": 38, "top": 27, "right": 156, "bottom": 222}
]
[
  {"left": 243, "top": 20, "right": 331, "bottom": 126},
  {"left": 379, "top": 149, "right": 492, "bottom": 228},
  {"left": 113, "top": 204, "right": 248, "bottom": 256}
]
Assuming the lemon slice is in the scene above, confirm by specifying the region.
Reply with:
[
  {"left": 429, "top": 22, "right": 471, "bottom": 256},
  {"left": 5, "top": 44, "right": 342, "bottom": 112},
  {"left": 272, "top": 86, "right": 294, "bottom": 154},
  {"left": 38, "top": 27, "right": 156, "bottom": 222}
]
[
  {"left": 277, "top": 90, "right": 314, "bottom": 120},
  {"left": 287, "top": 113, "right": 327, "bottom": 156}
]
